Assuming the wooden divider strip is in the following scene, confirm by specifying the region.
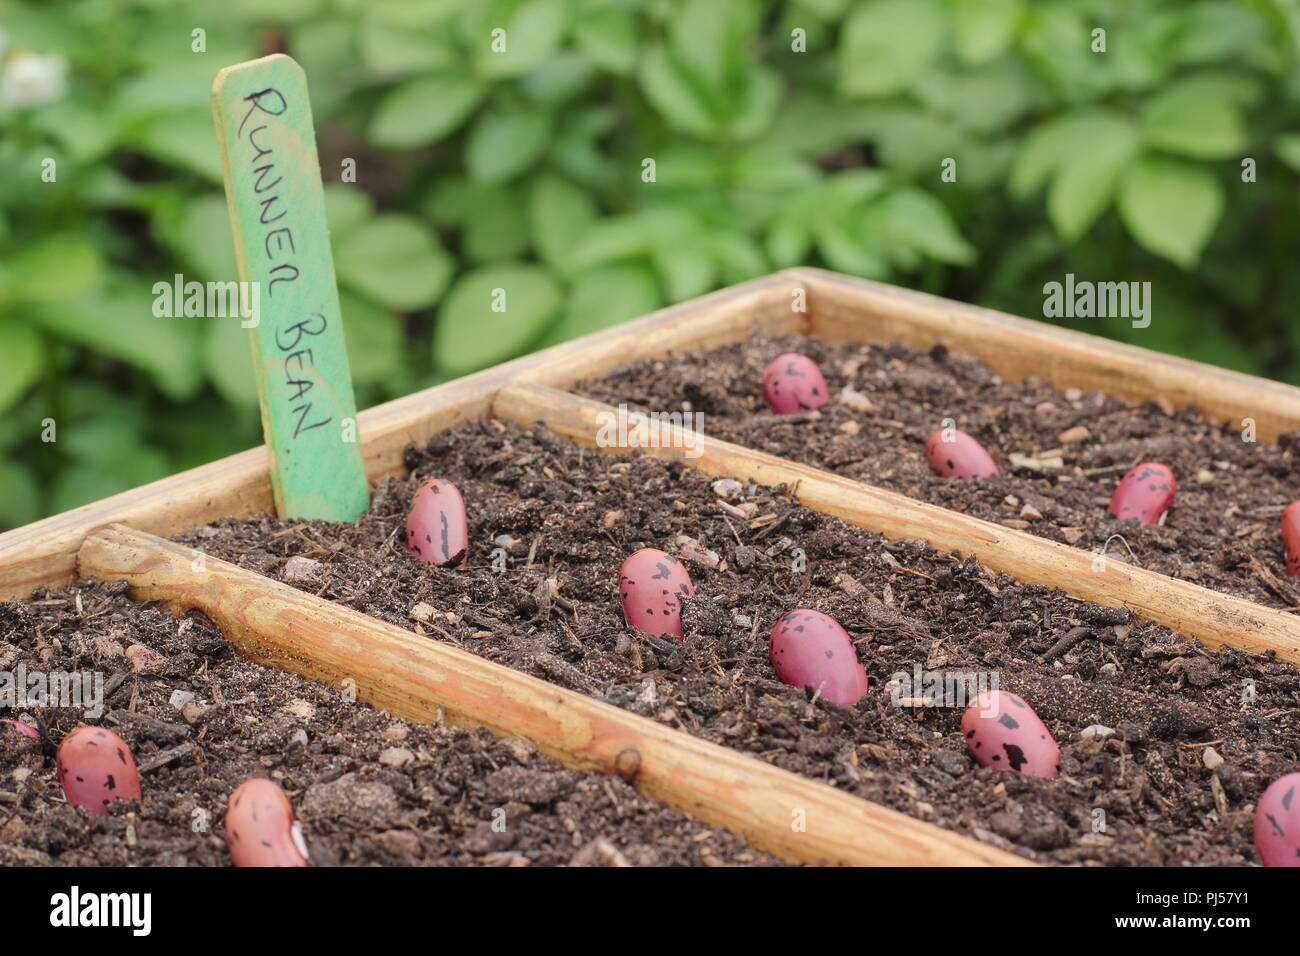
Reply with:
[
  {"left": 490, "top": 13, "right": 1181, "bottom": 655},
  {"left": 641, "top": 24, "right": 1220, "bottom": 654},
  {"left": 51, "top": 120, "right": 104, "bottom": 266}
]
[
  {"left": 76, "top": 523, "right": 1023, "bottom": 868},
  {"left": 0, "top": 273, "right": 803, "bottom": 600},
  {"left": 794, "top": 267, "right": 1300, "bottom": 442},
  {"left": 493, "top": 383, "right": 1300, "bottom": 664}
]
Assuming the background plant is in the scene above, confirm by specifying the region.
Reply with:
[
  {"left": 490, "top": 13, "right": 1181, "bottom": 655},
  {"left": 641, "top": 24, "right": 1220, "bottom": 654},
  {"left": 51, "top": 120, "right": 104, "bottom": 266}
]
[{"left": 1, "top": 0, "right": 1297, "bottom": 530}]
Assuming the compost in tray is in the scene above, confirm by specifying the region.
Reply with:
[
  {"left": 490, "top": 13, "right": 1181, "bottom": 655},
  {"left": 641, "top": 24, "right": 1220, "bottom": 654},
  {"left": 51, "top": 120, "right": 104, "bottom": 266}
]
[
  {"left": 578, "top": 331, "right": 1300, "bottom": 609},
  {"left": 162, "top": 418, "right": 1300, "bottom": 866},
  {"left": 0, "top": 580, "right": 774, "bottom": 867}
]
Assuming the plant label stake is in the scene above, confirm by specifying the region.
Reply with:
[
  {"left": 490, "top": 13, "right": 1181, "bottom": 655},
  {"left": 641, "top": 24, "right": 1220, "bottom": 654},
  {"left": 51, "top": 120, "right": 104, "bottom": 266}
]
[{"left": 211, "top": 54, "right": 369, "bottom": 521}]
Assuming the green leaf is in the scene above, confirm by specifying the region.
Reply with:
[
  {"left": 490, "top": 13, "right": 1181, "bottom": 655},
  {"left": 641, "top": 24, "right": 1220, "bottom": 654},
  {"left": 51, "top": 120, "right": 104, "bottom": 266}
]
[
  {"left": 369, "top": 73, "right": 485, "bottom": 148},
  {"left": 528, "top": 173, "right": 598, "bottom": 272},
  {"left": 653, "top": 246, "right": 717, "bottom": 302},
  {"left": 798, "top": 0, "right": 851, "bottom": 16},
  {"left": 839, "top": 0, "right": 946, "bottom": 98},
  {"left": 670, "top": 0, "right": 748, "bottom": 91},
  {"left": 347, "top": 0, "right": 465, "bottom": 27},
  {"left": 1118, "top": 155, "right": 1224, "bottom": 268},
  {"left": 335, "top": 215, "right": 453, "bottom": 311},
  {"left": 360, "top": 17, "right": 458, "bottom": 73},
  {"left": 723, "top": 67, "right": 781, "bottom": 142},
  {"left": 466, "top": 107, "right": 552, "bottom": 184},
  {"left": 422, "top": 174, "right": 483, "bottom": 225},
  {"left": 51, "top": 455, "right": 169, "bottom": 516},
  {"left": 766, "top": 218, "right": 812, "bottom": 268},
  {"left": 542, "top": 262, "right": 661, "bottom": 344},
  {"left": 203, "top": 317, "right": 258, "bottom": 408},
  {"left": 817, "top": 224, "right": 889, "bottom": 278},
  {"left": 434, "top": 264, "right": 561, "bottom": 373},
  {"left": 30, "top": 279, "right": 202, "bottom": 400},
  {"left": 289, "top": 20, "right": 357, "bottom": 117},
  {"left": 639, "top": 0, "right": 778, "bottom": 141},
  {"left": 2, "top": 234, "right": 104, "bottom": 307},
  {"left": 566, "top": 208, "right": 699, "bottom": 271},
  {"left": 728, "top": 149, "right": 819, "bottom": 190},
  {"left": 574, "top": 5, "right": 638, "bottom": 73},
  {"left": 1011, "top": 110, "right": 1138, "bottom": 239},
  {"left": 111, "top": 64, "right": 219, "bottom": 125},
  {"left": 0, "top": 462, "right": 42, "bottom": 531},
  {"left": 1011, "top": 109, "right": 1133, "bottom": 196},
  {"left": 470, "top": 0, "right": 570, "bottom": 78},
  {"left": 0, "top": 320, "right": 42, "bottom": 411},
  {"left": 30, "top": 101, "right": 116, "bottom": 163},
  {"left": 1277, "top": 134, "right": 1300, "bottom": 174},
  {"left": 464, "top": 186, "right": 531, "bottom": 262},
  {"left": 1048, "top": 126, "right": 1138, "bottom": 241},
  {"left": 949, "top": 0, "right": 1023, "bottom": 64},
  {"left": 519, "top": 52, "right": 596, "bottom": 105},
  {"left": 866, "top": 188, "right": 976, "bottom": 265},
  {"left": 157, "top": 194, "right": 238, "bottom": 283},
  {"left": 136, "top": 112, "right": 225, "bottom": 183},
  {"left": 1141, "top": 76, "right": 1245, "bottom": 159},
  {"left": 324, "top": 185, "right": 376, "bottom": 238},
  {"left": 1173, "top": 1, "right": 1268, "bottom": 65},
  {"left": 339, "top": 290, "right": 405, "bottom": 385},
  {"left": 639, "top": 44, "right": 717, "bottom": 138},
  {"left": 710, "top": 232, "right": 768, "bottom": 283}
]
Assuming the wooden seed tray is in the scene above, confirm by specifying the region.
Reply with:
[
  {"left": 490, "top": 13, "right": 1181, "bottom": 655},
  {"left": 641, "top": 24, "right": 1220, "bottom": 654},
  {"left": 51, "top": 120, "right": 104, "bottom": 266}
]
[{"left": 5, "top": 266, "right": 1299, "bottom": 866}]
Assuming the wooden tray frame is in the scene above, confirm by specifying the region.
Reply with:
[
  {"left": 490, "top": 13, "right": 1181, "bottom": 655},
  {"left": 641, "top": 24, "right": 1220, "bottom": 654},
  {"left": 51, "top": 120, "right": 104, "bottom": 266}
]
[{"left": 6, "top": 266, "right": 1300, "bottom": 866}]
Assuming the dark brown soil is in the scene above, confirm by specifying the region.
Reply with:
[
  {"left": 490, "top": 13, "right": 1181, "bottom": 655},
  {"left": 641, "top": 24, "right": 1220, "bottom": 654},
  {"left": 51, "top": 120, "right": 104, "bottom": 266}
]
[
  {"left": 168, "top": 419, "right": 1300, "bottom": 866},
  {"left": 576, "top": 331, "right": 1300, "bottom": 610},
  {"left": 0, "top": 581, "right": 776, "bottom": 866}
]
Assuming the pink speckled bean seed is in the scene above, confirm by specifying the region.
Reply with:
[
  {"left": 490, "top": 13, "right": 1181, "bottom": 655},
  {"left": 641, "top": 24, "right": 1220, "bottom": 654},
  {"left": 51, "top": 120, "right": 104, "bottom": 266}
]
[
  {"left": 406, "top": 477, "right": 469, "bottom": 567},
  {"left": 2, "top": 718, "right": 38, "bottom": 738},
  {"left": 1108, "top": 462, "right": 1176, "bottom": 525},
  {"left": 1281, "top": 502, "right": 1300, "bottom": 577},
  {"left": 226, "top": 778, "right": 309, "bottom": 868},
  {"left": 56, "top": 726, "right": 141, "bottom": 815},
  {"left": 962, "top": 690, "right": 1059, "bottom": 778},
  {"left": 762, "top": 353, "right": 829, "bottom": 415},
  {"left": 769, "top": 609, "right": 869, "bottom": 706},
  {"left": 618, "top": 548, "right": 694, "bottom": 638},
  {"left": 924, "top": 428, "right": 999, "bottom": 479},
  {"left": 1255, "top": 772, "right": 1300, "bottom": 866}
]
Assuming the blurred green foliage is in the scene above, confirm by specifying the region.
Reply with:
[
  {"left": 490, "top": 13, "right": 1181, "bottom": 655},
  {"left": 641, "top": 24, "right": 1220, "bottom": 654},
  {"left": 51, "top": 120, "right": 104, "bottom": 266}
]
[{"left": 1, "top": 0, "right": 1298, "bottom": 530}]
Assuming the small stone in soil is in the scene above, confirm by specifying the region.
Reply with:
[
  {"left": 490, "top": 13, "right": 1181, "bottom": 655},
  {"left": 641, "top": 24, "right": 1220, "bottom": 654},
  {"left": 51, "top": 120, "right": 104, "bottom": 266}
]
[
  {"left": 379, "top": 747, "right": 414, "bottom": 768},
  {"left": 282, "top": 556, "right": 321, "bottom": 583}
]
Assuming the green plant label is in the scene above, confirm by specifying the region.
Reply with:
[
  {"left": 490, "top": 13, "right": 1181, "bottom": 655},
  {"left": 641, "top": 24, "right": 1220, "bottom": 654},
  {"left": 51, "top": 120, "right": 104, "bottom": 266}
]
[{"left": 211, "top": 54, "right": 369, "bottom": 521}]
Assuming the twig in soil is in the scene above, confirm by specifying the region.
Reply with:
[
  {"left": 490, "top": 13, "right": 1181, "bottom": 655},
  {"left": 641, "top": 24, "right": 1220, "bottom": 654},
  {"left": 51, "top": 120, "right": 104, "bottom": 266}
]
[
  {"left": 291, "top": 527, "right": 330, "bottom": 555},
  {"left": 427, "top": 622, "right": 463, "bottom": 647},
  {"left": 1042, "top": 626, "right": 1094, "bottom": 661},
  {"left": 102, "top": 672, "right": 129, "bottom": 703},
  {"left": 744, "top": 411, "right": 823, "bottom": 428},
  {"left": 752, "top": 513, "right": 791, "bottom": 542},
  {"left": 889, "top": 563, "right": 933, "bottom": 582},
  {"left": 721, "top": 516, "right": 743, "bottom": 546},
  {"left": 108, "top": 710, "right": 190, "bottom": 743},
  {"left": 137, "top": 741, "right": 198, "bottom": 774},
  {"left": 1248, "top": 556, "right": 1300, "bottom": 606}
]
